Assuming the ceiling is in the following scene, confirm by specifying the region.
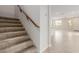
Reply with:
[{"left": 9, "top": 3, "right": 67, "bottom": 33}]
[{"left": 50, "top": 5, "right": 79, "bottom": 17}]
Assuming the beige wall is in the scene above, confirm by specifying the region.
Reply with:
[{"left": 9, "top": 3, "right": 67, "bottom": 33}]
[{"left": 0, "top": 5, "right": 16, "bottom": 18}]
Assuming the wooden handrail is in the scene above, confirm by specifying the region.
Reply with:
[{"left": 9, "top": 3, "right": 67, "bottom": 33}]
[{"left": 17, "top": 5, "right": 40, "bottom": 28}]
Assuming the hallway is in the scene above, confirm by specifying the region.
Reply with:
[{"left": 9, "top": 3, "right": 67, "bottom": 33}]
[{"left": 47, "top": 5, "right": 79, "bottom": 53}]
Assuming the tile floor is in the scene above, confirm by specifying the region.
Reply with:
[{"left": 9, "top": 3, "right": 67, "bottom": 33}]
[{"left": 48, "top": 30, "right": 79, "bottom": 53}]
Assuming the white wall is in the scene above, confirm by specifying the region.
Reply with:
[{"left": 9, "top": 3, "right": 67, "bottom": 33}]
[
  {"left": 16, "top": 5, "right": 49, "bottom": 52},
  {"left": 40, "top": 5, "right": 49, "bottom": 52},
  {"left": 20, "top": 5, "right": 40, "bottom": 25},
  {"left": 0, "top": 5, "right": 16, "bottom": 18},
  {"left": 16, "top": 5, "right": 40, "bottom": 52}
]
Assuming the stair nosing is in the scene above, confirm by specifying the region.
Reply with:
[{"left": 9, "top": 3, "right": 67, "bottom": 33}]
[
  {"left": 0, "top": 27, "right": 25, "bottom": 33},
  {"left": 0, "top": 16, "right": 19, "bottom": 20},
  {"left": 0, "top": 30, "right": 26, "bottom": 34}
]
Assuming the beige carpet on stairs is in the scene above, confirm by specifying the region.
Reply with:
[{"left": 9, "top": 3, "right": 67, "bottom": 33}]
[{"left": 0, "top": 17, "right": 37, "bottom": 53}]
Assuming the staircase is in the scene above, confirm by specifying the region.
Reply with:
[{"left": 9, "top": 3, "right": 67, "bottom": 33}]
[{"left": 0, "top": 17, "right": 36, "bottom": 53}]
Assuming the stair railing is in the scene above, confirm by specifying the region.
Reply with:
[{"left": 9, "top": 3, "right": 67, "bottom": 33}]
[{"left": 17, "top": 5, "right": 40, "bottom": 28}]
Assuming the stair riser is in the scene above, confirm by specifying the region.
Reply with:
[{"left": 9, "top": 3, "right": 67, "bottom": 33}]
[
  {"left": 0, "top": 17, "right": 19, "bottom": 21},
  {"left": 0, "top": 31, "right": 27, "bottom": 40},
  {"left": 0, "top": 19, "right": 21, "bottom": 23},
  {"left": 0, "top": 36, "right": 29, "bottom": 49},
  {"left": 0, "top": 27, "right": 25, "bottom": 33},
  {"left": 0, "top": 41, "right": 33, "bottom": 53},
  {"left": 0, "top": 23, "right": 22, "bottom": 27},
  {"left": 0, "top": 21, "right": 21, "bottom": 24}
]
